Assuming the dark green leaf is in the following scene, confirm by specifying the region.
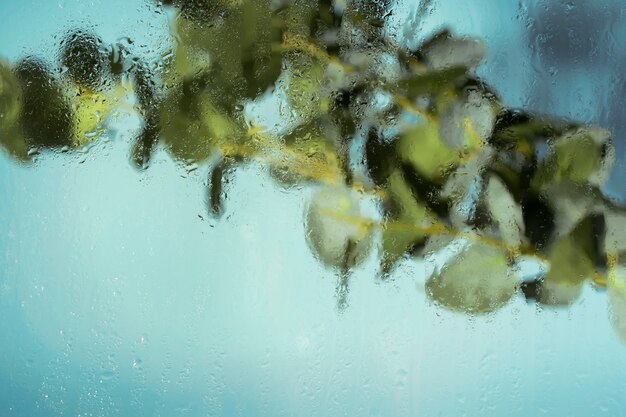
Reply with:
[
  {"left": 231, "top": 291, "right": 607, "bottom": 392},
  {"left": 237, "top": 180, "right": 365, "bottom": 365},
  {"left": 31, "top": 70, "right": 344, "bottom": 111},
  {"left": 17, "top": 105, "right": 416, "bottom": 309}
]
[
  {"left": 60, "top": 30, "right": 108, "bottom": 90},
  {"left": 365, "top": 127, "right": 397, "bottom": 186},
  {"left": 521, "top": 194, "right": 555, "bottom": 251},
  {"left": 170, "top": 0, "right": 220, "bottom": 24},
  {"left": 174, "top": 0, "right": 284, "bottom": 102},
  {"left": 536, "top": 278, "right": 584, "bottom": 307},
  {"left": 491, "top": 109, "right": 572, "bottom": 146},
  {"left": 207, "top": 157, "right": 235, "bottom": 218},
  {"left": 14, "top": 58, "right": 74, "bottom": 149},
  {"left": 397, "top": 67, "right": 467, "bottom": 100},
  {"left": 130, "top": 120, "right": 160, "bottom": 170},
  {"left": 130, "top": 64, "right": 161, "bottom": 169}
]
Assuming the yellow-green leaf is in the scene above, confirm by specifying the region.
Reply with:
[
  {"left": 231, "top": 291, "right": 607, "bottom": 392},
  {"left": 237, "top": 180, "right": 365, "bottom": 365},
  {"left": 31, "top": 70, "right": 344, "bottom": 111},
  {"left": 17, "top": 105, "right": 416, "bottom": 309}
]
[
  {"left": 533, "top": 127, "right": 614, "bottom": 189},
  {"left": 160, "top": 83, "right": 244, "bottom": 163},
  {"left": 284, "top": 55, "right": 328, "bottom": 119},
  {"left": 15, "top": 58, "right": 74, "bottom": 149},
  {"left": 425, "top": 243, "right": 517, "bottom": 314},
  {"left": 71, "top": 87, "right": 121, "bottom": 146},
  {"left": 539, "top": 218, "right": 595, "bottom": 306},
  {"left": 0, "top": 60, "right": 29, "bottom": 161},
  {"left": 397, "top": 121, "right": 459, "bottom": 183}
]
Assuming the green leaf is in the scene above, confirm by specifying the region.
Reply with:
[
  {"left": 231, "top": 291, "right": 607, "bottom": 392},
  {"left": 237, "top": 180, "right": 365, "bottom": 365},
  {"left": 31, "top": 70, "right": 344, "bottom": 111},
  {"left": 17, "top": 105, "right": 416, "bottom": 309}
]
[
  {"left": 423, "top": 234, "right": 457, "bottom": 258},
  {"left": 533, "top": 127, "right": 614, "bottom": 189},
  {"left": 521, "top": 194, "right": 555, "bottom": 251},
  {"left": 0, "top": 60, "right": 29, "bottom": 161},
  {"left": 173, "top": 0, "right": 283, "bottom": 102},
  {"left": 541, "top": 181, "right": 602, "bottom": 238},
  {"left": 0, "top": 60, "right": 21, "bottom": 126},
  {"left": 14, "top": 58, "right": 74, "bottom": 150},
  {"left": 425, "top": 243, "right": 517, "bottom": 314},
  {"left": 207, "top": 157, "right": 235, "bottom": 218},
  {"left": 327, "top": 87, "right": 361, "bottom": 144},
  {"left": 159, "top": 78, "right": 244, "bottom": 163},
  {"left": 168, "top": 0, "right": 220, "bottom": 24},
  {"left": 130, "top": 65, "right": 160, "bottom": 169},
  {"left": 0, "top": 123, "right": 28, "bottom": 162},
  {"left": 491, "top": 109, "right": 572, "bottom": 146},
  {"left": 380, "top": 225, "right": 425, "bottom": 276},
  {"left": 270, "top": 117, "right": 342, "bottom": 187},
  {"left": 397, "top": 121, "right": 459, "bottom": 184},
  {"left": 484, "top": 174, "right": 525, "bottom": 249},
  {"left": 535, "top": 279, "right": 584, "bottom": 307},
  {"left": 60, "top": 30, "right": 108, "bottom": 90},
  {"left": 538, "top": 217, "right": 596, "bottom": 306},
  {"left": 282, "top": 0, "right": 320, "bottom": 37},
  {"left": 312, "top": 0, "right": 343, "bottom": 33},
  {"left": 418, "top": 30, "right": 485, "bottom": 71},
  {"left": 397, "top": 67, "right": 467, "bottom": 100},
  {"left": 380, "top": 169, "right": 432, "bottom": 275},
  {"left": 365, "top": 127, "right": 397, "bottom": 186},
  {"left": 305, "top": 185, "right": 374, "bottom": 273},
  {"left": 386, "top": 168, "right": 430, "bottom": 220},
  {"left": 284, "top": 55, "right": 328, "bottom": 119},
  {"left": 342, "top": 0, "right": 391, "bottom": 44},
  {"left": 239, "top": 0, "right": 284, "bottom": 98}
]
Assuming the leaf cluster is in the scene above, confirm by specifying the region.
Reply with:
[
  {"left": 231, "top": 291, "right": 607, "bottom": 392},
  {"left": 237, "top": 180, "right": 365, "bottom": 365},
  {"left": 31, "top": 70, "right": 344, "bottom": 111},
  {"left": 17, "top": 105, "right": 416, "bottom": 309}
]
[{"left": 1, "top": 0, "right": 626, "bottom": 334}]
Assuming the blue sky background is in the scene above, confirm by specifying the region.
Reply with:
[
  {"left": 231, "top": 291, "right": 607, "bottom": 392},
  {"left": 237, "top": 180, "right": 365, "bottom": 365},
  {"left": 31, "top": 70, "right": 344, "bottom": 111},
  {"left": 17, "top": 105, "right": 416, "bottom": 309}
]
[{"left": 1, "top": 1, "right": 626, "bottom": 416}]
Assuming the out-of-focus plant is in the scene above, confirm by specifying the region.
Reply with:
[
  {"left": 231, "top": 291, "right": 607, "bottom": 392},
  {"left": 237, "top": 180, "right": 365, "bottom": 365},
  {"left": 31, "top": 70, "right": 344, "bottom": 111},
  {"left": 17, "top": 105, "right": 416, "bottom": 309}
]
[{"left": 1, "top": 0, "right": 626, "bottom": 336}]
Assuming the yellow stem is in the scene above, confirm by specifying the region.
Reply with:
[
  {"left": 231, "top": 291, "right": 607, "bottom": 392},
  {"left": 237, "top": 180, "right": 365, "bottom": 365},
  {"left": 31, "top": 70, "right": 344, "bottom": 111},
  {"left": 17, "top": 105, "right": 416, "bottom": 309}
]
[
  {"left": 393, "top": 94, "right": 432, "bottom": 122},
  {"left": 318, "top": 207, "right": 560, "bottom": 270},
  {"left": 281, "top": 33, "right": 355, "bottom": 73},
  {"left": 216, "top": 128, "right": 376, "bottom": 191}
]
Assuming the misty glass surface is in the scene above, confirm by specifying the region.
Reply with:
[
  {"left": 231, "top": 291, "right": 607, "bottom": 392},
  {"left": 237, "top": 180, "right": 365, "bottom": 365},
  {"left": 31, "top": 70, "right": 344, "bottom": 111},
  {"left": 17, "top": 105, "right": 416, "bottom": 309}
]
[{"left": 1, "top": 1, "right": 626, "bottom": 416}]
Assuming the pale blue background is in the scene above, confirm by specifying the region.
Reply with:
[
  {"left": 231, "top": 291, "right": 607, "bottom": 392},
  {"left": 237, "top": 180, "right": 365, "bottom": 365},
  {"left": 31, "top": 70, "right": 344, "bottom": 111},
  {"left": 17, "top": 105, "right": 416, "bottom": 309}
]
[{"left": 1, "top": 1, "right": 626, "bottom": 416}]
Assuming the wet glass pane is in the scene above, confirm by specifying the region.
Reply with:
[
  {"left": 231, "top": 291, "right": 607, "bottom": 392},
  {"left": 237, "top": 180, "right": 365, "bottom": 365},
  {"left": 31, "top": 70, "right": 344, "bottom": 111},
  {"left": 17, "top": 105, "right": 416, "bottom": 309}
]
[{"left": 1, "top": 0, "right": 626, "bottom": 415}]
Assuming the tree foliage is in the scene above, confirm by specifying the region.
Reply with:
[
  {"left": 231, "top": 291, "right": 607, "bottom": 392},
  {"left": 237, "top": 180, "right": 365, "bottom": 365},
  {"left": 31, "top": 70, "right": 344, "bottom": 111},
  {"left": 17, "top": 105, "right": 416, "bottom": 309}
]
[{"left": 1, "top": 0, "right": 625, "bottom": 336}]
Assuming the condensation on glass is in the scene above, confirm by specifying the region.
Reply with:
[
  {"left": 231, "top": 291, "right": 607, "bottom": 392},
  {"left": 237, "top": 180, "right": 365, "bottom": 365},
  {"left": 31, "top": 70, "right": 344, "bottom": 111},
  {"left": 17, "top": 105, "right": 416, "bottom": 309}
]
[{"left": 1, "top": 0, "right": 626, "bottom": 416}]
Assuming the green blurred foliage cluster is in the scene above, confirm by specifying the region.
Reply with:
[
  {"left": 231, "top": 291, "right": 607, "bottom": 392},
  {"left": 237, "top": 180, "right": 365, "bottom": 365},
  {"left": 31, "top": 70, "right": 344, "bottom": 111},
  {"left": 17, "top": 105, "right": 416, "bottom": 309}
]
[{"left": 1, "top": 0, "right": 626, "bottom": 337}]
